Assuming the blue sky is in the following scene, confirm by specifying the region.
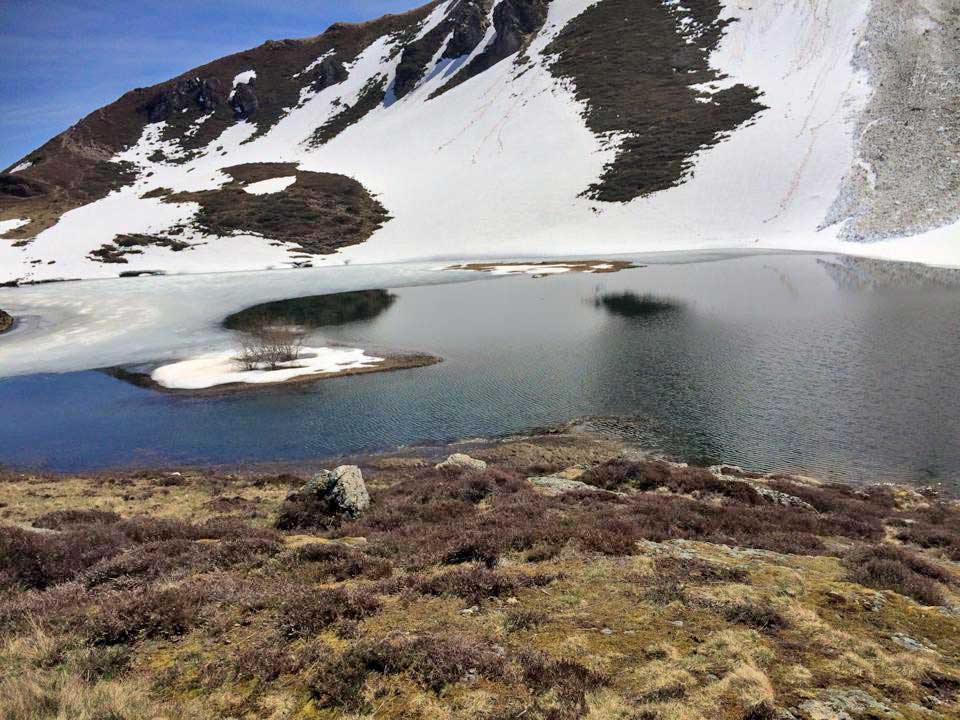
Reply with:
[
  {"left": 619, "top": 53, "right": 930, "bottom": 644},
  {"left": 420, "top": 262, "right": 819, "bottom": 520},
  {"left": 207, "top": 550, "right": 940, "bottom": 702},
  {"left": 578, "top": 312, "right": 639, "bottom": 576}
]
[{"left": 0, "top": 1, "right": 422, "bottom": 169}]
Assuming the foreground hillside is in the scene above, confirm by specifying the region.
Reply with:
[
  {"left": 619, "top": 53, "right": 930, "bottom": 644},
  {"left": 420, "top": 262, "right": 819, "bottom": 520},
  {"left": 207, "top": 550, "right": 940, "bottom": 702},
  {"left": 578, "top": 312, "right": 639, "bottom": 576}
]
[
  {"left": 1, "top": 0, "right": 958, "bottom": 283},
  {"left": 1, "top": 427, "right": 958, "bottom": 719}
]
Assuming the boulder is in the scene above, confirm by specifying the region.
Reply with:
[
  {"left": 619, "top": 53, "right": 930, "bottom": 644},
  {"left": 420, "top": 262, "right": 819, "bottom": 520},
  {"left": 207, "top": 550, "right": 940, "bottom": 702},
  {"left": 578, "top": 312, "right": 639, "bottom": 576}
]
[
  {"left": 306, "top": 465, "right": 370, "bottom": 518},
  {"left": 435, "top": 453, "right": 487, "bottom": 473},
  {"left": 529, "top": 476, "right": 604, "bottom": 495},
  {"left": 796, "top": 688, "right": 903, "bottom": 720},
  {"left": 276, "top": 465, "right": 369, "bottom": 529}
]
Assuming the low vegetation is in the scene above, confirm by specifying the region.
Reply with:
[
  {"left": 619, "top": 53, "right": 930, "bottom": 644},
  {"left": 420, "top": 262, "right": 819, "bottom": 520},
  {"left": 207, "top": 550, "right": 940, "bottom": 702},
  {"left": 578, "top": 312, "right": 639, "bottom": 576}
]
[
  {"left": 87, "top": 233, "right": 191, "bottom": 264},
  {"left": 166, "top": 163, "right": 390, "bottom": 256},
  {"left": 234, "top": 322, "right": 306, "bottom": 371},
  {"left": 547, "top": 0, "right": 765, "bottom": 201},
  {"left": 0, "top": 430, "right": 957, "bottom": 719}
]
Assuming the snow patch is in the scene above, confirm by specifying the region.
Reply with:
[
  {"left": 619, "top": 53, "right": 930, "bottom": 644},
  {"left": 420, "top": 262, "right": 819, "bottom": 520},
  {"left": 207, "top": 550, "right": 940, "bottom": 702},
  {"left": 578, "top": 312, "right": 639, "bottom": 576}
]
[
  {"left": 243, "top": 176, "right": 297, "bottom": 195},
  {"left": 151, "top": 346, "right": 384, "bottom": 390},
  {"left": 233, "top": 70, "right": 257, "bottom": 88},
  {"left": 0, "top": 218, "right": 30, "bottom": 236},
  {"left": 10, "top": 161, "right": 33, "bottom": 173},
  {"left": 294, "top": 51, "right": 333, "bottom": 79}
]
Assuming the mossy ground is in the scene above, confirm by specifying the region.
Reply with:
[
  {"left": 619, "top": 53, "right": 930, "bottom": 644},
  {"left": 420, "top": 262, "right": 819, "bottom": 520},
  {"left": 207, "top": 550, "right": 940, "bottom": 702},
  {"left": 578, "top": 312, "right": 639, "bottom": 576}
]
[{"left": 1, "top": 428, "right": 958, "bottom": 719}]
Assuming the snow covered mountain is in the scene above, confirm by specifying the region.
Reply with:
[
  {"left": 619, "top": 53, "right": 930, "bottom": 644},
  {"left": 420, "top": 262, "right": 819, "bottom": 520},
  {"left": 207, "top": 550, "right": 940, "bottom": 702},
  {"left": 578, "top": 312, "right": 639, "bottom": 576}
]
[{"left": 1, "top": 0, "right": 958, "bottom": 283}]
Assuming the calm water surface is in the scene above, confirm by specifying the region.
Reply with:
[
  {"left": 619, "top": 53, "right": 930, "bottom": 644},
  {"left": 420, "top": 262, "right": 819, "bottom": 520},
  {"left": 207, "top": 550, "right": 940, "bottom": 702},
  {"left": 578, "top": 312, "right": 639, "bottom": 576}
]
[{"left": 1, "top": 253, "right": 958, "bottom": 485}]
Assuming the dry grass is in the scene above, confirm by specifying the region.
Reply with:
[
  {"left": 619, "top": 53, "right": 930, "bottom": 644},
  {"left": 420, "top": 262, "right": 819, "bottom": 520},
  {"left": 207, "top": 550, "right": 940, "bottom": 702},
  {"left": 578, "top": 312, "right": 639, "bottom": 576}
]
[{"left": 0, "top": 433, "right": 958, "bottom": 719}]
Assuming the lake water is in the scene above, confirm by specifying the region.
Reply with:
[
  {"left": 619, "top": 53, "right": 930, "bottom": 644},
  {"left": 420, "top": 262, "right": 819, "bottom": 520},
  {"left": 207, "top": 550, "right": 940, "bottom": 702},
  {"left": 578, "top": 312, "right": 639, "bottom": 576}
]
[{"left": 1, "top": 252, "right": 958, "bottom": 485}]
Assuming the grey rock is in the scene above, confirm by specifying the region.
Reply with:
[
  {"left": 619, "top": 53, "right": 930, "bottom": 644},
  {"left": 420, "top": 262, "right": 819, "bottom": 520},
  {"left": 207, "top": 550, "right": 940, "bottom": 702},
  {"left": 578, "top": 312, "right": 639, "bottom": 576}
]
[
  {"left": 436, "top": 453, "right": 487, "bottom": 472},
  {"left": 529, "top": 476, "right": 602, "bottom": 495},
  {"left": 306, "top": 465, "right": 370, "bottom": 518},
  {"left": 891, "top": 634, "right": 930, "bottom": 652},
  {"left": 796, "top": 688, "right": 903, "bottom": 720},
  {"left": 753, "top": 485, "right": 817, "bottom": 511}
]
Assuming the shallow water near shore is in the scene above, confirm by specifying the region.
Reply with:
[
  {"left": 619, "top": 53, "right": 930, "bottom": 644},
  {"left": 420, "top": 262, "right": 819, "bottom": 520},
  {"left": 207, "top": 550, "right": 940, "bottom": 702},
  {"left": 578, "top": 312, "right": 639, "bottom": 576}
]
[{"left": 1, "top": 252, "right": 958, "bottom": 485}]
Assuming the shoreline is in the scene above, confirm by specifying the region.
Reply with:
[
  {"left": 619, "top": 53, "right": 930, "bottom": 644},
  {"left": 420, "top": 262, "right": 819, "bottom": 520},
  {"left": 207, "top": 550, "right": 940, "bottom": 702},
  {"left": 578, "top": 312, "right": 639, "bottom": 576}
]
[
  {"left": 101, "top": 351, "right": 442, "bottom": 397},
  {"left": 4, "top": 417, "right": 956, "bottom": 499}
]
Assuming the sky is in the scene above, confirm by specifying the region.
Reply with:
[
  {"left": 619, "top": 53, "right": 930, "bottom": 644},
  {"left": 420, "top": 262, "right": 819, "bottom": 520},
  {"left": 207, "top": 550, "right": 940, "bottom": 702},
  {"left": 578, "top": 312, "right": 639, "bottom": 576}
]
[{"left": 0, "top": 1, "right": 422, "bottom": 169}]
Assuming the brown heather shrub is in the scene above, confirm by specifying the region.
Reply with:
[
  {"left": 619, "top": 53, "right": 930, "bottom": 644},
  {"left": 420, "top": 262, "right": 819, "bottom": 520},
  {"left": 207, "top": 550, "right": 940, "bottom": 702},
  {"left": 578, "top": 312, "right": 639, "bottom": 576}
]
[
  {"left": 87, "top": 585, "right": 205, "bottom": 645},
  {"left": 580, "top": 459, "right": 762, "bottom": 504},
  {"left": 519, "top": 651, "right": 609, "bottom": 715},
  {"left": 504, "top": 606, "right": 547, "bottom": 632},
  {"left": 0, "top": 524, "right": 128, "bottom": 591},
  {"left": 718, "top": 601, "right": 788, "bottom": 633},
  {"left": 334, "top": 464, "right": 893, "bottom": 572},
  {"left": 312, "top": 633, "right": 510, "bottom": 709},
  {"left": 276, "top": 586, "right": 381, "bottom": 640},
  {"left": 895, "top": 505, "right": 960, "bottom": 561},
  {"left": 287, "top": 542, "right": 392, "bottom": 581},
  {"left": 68, "top": 644, "right": 132, "bottom": 682},
  {"left": 654, "top": 556, "right": 748, "bottom": 585},
  {"left": 844, "top": 545, "right": 951, "bottom": 606},
  {"left": 232, "top": 632, "right": 297, "bottom": 682},
  {"left": 81, "top": 539, "right": 200, "bottom": 588},
  {"left": 413, "top": 565, "right": 555, "bottom": 606},
  {"left": 32, "top": 509, "right": 121, "bottom": 530}
]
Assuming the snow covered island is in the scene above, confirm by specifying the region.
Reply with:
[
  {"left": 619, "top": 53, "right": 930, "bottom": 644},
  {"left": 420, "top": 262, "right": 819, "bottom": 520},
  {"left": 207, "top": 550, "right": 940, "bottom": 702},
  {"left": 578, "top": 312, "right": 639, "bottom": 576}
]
[{"left": 108, "top": 346, "right": 440, "bottom": 394}]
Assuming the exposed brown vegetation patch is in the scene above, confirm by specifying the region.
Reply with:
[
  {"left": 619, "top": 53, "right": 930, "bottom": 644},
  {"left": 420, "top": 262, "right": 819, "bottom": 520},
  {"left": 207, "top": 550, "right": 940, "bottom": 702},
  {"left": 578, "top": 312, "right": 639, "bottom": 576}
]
[
  {"left": 166, "top": 162, "right": 390, "bottom": 254},
  {"left": 87, "top": 234, "right": 191, "bottom": 264},
  {"left": 843, "top": 544, "right": 952, "bottom": 606},
  {"left": 547, "top": 0, "right": 765, "bottom": 202}
]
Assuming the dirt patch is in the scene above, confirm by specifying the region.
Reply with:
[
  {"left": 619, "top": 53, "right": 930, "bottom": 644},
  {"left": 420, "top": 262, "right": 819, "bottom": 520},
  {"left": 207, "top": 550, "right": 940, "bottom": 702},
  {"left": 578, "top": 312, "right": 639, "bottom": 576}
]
[
  {"left": 547, "top": 0, "right": 765, "bottom": 202},
  {"left": 166, "top": 163, "right": 389, "bottom": 255}
]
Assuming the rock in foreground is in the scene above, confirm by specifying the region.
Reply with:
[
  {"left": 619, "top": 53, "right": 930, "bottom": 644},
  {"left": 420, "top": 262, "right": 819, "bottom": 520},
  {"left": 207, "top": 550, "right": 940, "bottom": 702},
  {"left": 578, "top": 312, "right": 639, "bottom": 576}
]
[
  {"left": 276, "top": 465, "right": 369, "bottom": 529},
  {"left": 0, "top": 309, "right": 12, "bottom": 334},
  {"left": 435, "top": 453, "right": 487, "bottom": 472}
]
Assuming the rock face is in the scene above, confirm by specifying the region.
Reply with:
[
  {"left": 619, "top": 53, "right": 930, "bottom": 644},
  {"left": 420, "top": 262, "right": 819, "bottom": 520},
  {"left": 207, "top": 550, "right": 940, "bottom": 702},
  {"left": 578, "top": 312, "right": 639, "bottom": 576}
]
[
  {"left": 435, "top": 453, "right": 487, "bottom": 473},
  {"left": 313, "top": 57, "right": 348, "bottom": 91},
  {"left": 229, "top": 83, "right": 259, "bottom": 120},
  {"left": 0, "top": 309, "right": 12, "bottom": 334},
  {"left": 276, "top": 465, "right": 370, "bottom": 529},
  {"left": 143, "top": 77, "right": 225, "bottom": 122}
]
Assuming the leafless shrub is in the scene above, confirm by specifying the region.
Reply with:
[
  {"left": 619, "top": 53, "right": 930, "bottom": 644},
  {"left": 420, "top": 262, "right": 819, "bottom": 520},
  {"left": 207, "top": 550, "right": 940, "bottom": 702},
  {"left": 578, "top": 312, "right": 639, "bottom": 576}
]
[{"left": 234, "top": 318, "right": 306, "bottom": 371}]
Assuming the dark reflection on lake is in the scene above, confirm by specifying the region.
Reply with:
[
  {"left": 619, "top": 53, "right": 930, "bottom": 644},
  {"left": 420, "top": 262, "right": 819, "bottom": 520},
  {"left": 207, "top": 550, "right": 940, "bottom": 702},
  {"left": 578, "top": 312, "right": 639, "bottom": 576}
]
[
  {"left": 592, "top": 291, "right": 683, "bottom": 320},
  {"left": 1, "top": 253, "right": 958, "bottom": 486},
  {"left": 223, "top": 289, "right": 396, "bottom": 330}
]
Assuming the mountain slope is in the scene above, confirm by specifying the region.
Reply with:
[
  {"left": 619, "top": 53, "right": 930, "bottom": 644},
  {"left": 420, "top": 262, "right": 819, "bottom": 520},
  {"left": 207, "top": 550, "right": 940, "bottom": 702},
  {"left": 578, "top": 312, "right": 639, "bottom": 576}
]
[{"left": 1, "top": 0, "right": 958, "bottom": 283}]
